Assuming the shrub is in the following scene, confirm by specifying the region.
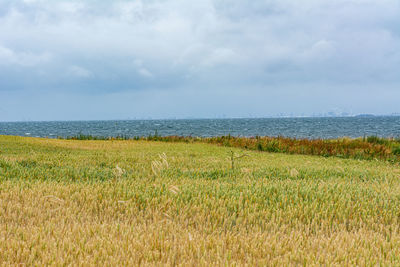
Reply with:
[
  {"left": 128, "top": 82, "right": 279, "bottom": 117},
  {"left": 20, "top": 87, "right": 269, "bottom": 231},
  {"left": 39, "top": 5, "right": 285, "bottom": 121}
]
[
  {"left": 366, "top": 136, "right": 388, "bottom": 145},
  {"left": 392, "top": 146, "right": 400, "bottom": 155},
  {"left": 257, "top": 143, "right": 263, "bottom": 151}
]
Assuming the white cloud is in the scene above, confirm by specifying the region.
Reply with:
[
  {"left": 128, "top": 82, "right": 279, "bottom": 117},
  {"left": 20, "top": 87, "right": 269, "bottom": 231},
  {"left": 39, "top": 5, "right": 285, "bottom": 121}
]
[
  {"left": 300, "top": 40, "right": 336, "bottom": 62},
  {"left": 0, "top": 45, "right": 14, "bottom": 61},
  {"left": 0, "top": 45, "right": 51, "bottom": 66},
  {"left": 133, "top": 59, "right": 153, "bottom": 78},
  {"left": 67, "top": 65, "right": 93, "bottom": 78},
  {"left": 202, "top": 48, "right": 239, "bottom": 67},
  {"left": 137, "top": 68, "right": 153, "bottom": 78}
]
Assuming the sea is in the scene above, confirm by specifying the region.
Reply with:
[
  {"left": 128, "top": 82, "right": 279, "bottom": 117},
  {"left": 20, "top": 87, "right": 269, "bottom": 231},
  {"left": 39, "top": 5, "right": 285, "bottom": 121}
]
[{"left": 0, "top": 116, "right": 399, "bottom": 139}]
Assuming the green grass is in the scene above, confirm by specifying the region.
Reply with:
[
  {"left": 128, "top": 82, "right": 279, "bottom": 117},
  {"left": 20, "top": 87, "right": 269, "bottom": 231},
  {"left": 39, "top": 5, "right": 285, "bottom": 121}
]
[
  {"left": 63, "top": 134, "right": 400, "bottom": 163},
  {"left": 1, "top": 135, "right": 400, "bottom": 265}
]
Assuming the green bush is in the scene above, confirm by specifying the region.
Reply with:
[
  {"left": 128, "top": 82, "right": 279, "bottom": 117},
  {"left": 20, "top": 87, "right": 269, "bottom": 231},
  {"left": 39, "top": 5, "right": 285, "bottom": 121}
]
[
  {"left": 366, "top": 136, "right": 388, "bottom": 145},
  {"left": 392, "top": 146, "right": 400, "bottom": 155}
]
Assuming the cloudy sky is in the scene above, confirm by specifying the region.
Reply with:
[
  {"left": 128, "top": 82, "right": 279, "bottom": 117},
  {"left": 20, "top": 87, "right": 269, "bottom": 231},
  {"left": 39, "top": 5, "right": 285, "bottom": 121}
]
[{"left": 0, "top": 0, "right": 399, "bottom": 121}]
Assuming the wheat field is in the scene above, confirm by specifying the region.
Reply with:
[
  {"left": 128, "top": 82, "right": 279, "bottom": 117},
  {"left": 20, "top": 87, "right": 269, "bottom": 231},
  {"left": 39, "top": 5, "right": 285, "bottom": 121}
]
[{"left": 1, "top": 135, "right": 400, "bottom": 266}]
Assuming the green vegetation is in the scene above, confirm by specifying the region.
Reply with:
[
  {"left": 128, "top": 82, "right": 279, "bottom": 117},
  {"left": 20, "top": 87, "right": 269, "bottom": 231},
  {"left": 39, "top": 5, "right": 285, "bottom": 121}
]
[
  {"left": 64, "top": 134, "right": 400, "bottom": 162},
  {"left": 1, "top": 135, "right": 400, "bottom": 265}
]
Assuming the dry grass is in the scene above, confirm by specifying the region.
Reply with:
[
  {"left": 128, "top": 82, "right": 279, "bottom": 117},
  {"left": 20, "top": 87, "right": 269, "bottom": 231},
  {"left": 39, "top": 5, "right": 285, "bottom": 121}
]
[{"left": 1, "top": 135, "right": 400, "bottom": 266}]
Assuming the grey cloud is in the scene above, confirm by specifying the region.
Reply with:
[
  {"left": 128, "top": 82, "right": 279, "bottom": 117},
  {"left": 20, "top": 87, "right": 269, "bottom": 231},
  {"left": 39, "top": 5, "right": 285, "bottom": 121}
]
[{"left": 0, "top": 0, "right": 400, "bottom": 120}]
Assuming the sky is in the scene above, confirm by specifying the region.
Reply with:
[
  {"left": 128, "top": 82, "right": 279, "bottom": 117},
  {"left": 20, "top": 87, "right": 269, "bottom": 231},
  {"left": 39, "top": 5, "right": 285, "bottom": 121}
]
[{"left": 0, "top": 0, "right": 400, "bottom": 121}]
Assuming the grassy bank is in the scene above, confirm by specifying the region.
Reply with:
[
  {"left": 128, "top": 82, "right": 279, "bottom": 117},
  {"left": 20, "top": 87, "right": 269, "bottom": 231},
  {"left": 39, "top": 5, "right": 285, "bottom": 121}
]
[
  {"left": 65, "top": 134, "right": 400, "bottom": 162},
  {"left": 1, "top": 135, "right": 400, "bottom": 265}
]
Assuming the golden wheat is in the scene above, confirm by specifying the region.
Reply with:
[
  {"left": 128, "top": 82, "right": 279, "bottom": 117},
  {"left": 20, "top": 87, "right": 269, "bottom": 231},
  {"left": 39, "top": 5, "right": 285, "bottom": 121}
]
[{"left": 0, "top": 135, "right": 400, "bottom": 266}]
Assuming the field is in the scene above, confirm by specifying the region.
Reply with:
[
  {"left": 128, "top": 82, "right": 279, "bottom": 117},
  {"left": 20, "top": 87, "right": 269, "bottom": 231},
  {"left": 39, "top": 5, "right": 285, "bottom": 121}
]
[
  {"left": 67, "top": 134, "right": 400, "bottom": 162},
  {"left": 1, "top": 135, "right": 400, "bottom": 265}
]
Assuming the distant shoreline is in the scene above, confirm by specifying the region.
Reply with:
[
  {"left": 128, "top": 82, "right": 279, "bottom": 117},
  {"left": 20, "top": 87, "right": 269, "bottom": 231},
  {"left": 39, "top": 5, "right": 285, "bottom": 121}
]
[
  {"left": 2, "top": 114, "right": 400, "bottom": 123},
  {"left": 1, "top": 116, "right": 400, "bottom": 140}
]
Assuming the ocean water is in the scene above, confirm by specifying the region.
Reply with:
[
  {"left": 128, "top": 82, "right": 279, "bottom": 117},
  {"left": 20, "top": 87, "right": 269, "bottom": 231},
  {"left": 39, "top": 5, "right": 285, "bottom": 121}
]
[{"left": 0, "top": 116, "right": 399, "bottom": 139}]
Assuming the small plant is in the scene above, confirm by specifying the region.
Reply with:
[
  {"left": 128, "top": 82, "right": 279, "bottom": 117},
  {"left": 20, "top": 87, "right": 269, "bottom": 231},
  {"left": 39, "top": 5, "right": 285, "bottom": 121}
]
[
  {"left": 392, "top": 146, "right": 400, "bottom": 155},
  {"left": 113, "top": 164, "right": 124, "bottom": 179},
  {"left": 265, "top": 140, "right": 280, "bottom": 153},
  {"left": 229, "top": 150, "right": 249, "bottom": 170},
  {"left": 257, "top": 143, "right": 263, "bottom": 151},
  {"left": 151, "top": 153, "right": 169, "bottom": 176}
]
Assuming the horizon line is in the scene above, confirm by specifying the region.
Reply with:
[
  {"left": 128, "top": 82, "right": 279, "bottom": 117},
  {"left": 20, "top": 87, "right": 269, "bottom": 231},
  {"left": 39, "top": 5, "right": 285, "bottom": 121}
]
[{"left": 1, "top": 113, "right": 400, "bottom": 123}]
